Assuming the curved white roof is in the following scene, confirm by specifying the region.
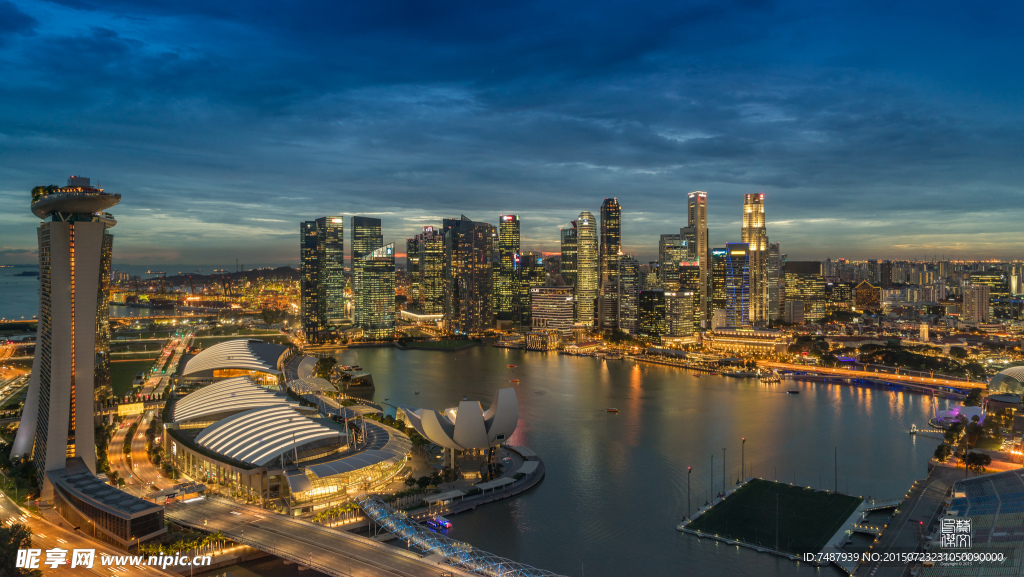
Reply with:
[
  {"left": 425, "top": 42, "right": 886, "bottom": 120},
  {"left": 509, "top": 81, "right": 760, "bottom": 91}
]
[
  {"left": 182, "top": 339, "right": 287, "bottom": 376},
  {"left": 195, "top": 405, "right": 342, "bottom": 467},
  {"left": 307, "top": 420, "right": 411, "bottom": 478},
  {"left": 172, "top": 377, "right": 295, "bottom": 422}
]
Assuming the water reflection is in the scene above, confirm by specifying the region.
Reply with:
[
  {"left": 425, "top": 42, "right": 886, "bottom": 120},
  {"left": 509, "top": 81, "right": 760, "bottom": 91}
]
[{"left": 333, "top": 347, "right": 938, "bottom": 577}]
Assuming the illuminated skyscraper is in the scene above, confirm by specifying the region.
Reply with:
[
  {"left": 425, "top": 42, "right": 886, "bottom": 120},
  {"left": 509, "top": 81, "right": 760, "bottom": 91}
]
[
  {"left": 687, "top": 191, "right": 709, "bottom": 323},
  {"left": 530, "top": 286, "right": 575, "bottom": 331},
  {"left": 664, "top": 291, "right": 695, "bottom": 337},
  {"left": 497, "top": 215, "right": 521, "bottom": 321},
  {"left": 301, "top": 216, "right": 345, "bottom": 343},
  {"left": 351, "top": 216, "right": 383, "bottom": 327},
  {"left": 710, "top": 248, "right": 728, "bottom": 319},
  {"left": 300, "top": 221, "right": 321, "bottom": 342},
  {"left": 517, "top": 251, "right": 547, "bottom": 328},
  {"left": 15, "top": 176, "right": 120, "bottom": 498},
  {"left": 575, "top": 211, "right": 599, "bottom": 325},
  {"left": 356, "top": 243, "right": 396, "bottom": 339},
  {"left": 443, "top": 216, "right": 495, "bottom": 335},
  {"left": 724, "top": 243, "right": 750, "bottom": 328},
  {"left": 679, "top": 261, "right": 702, "bottom": 332},
  {"left": 741, "top": 194, "right": 768, "bottom": 323},
  {"left": 559, "top": 224, "right": 577, "bottom": 286},
  {"left": 658, "top": 234, "right": 687, "bottom": 290},
  {"left": 408, "top": 226, "right": 444, "bottom": 314},
  {"left": 406, "top": 235, "right": 420, "bottom": 307},
  {"left": 638, "top": 290, "right": 666, "bottom": 339},
  {"left": 784, "top": 261, "right": 827, "bottom": 322},
  {"left": 617, "top": 255, "right": 640, "bottom": 335},
  {"left": 962, "top": 284, "right": 990, "bottom": 325},
  {"left": 767, "top": 242, "right": 781, "bottom": 320},
  {"left": 598, "top": 198, "right": 621, "bottom": 329}
]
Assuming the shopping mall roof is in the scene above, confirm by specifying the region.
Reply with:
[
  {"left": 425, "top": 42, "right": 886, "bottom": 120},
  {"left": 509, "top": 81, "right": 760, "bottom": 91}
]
[
  {"left": 195, "top": 405, "right": 343, "bottom": 467},
  {"left": 173, "top": 376, "right": 296, "bottom": 422},
  {"left": 182, "top": 339, "right": 288, "bottom": 377},
  {"left": 306, "top": 420, "right": 411, "bottom": 479}
]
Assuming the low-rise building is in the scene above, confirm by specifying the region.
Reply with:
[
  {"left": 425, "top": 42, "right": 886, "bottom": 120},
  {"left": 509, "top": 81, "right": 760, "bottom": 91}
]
[{"left": 703, "top": 328, "right": 791, "bottom": 355}]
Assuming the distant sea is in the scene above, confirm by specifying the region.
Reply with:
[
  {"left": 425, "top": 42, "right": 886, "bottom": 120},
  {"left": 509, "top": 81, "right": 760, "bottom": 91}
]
[{"left": 0, "top": 263, "right": 290, "bottom": 321}]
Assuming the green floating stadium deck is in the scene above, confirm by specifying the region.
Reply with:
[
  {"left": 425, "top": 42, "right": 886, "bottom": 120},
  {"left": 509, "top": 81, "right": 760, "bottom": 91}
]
[{"left": 685, "top": 478, "right": 864, "bottom": 555}]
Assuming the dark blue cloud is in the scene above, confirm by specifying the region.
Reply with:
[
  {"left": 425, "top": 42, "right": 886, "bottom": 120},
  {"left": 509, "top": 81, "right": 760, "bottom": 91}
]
[{"left": 0, "top": 0, "right": 1023, "bottom": 264}]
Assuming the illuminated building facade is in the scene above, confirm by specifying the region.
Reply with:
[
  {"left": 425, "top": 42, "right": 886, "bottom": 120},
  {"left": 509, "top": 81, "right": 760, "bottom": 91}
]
[
  {"left": 355, "top": 243, "right": 396, "bottom": 339},
  {"left": 854, "top": 281, "right": 881, "bottom": 311},
  {"left": 710, "top": 248, "right": 728, "bottom": 319},
  {"left": 617, "top": 255, "right": 640, "bottom": 335},
  {"left": 703, "top": 328, "right": 791, "bottom": 355},
  {"left": 664, "top": 291, "right": 695, "bottom": 337},
  {"left": 767, "top": 242, "right": 781, "bottom": 320},
  {"left": 658, "top": 234, "right": 687, "bottom": 290},
  {"left": 517, "top": 251, "right": 547, "bottom": 329},
  {"left": 443, "top": 216, "right": 495, "bottom": 335},
  {"left": 406, "top": 235, "right": 420, "bottom": 306},
  {"left": 560, "top": 224, "right": 577, "bottom": 286},
  {"left": 575, "top": 211, "right": 599, "bottom": 325},
  {"left": 638, "top": 290, "right": 666, "bottom": 339},
  {"left": 301, "top": 216, "right": 345, "bottom": 343},
  {"left": 497, "top": 215, "right": 521, "bottom": 321},
  {"left": 300, "top": 221, "right": 322, "bottom": 342},
  {"left": 687, "top": 191, "right": 709, "bottom": 322},
  {"left": 408, "top": 226, "right": 444, "bottom": 314},
  {"left": 351, "top": 216, "right": 383, "bottom": 327},
  {"left": 598, "top": 198, "right": 621, "bottom": 329},
  {"left": 530, "top": 286, "right": 575, "bottom": 332},
  {"left": 962, "top": 284, "right": 991, "bottom": 325},
  {"left": 784, "top": 261, "right": 827, "bottom": 322},
  {"left": 724, "top": 242, "right": 750, "bottom": 328},
  {"left": 679, "top": 261, "right": 702, "bottom": 332},
  {"left": 741, "top": 194, "right": 768, "bottom": 323},
  {"left": 16, "top": 176, "right": 120, "bottom": 498}
]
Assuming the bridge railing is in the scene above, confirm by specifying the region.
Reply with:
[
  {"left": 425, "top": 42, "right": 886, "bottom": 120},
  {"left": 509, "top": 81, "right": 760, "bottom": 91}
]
[{"left": 358, "top": 495, "right": 566, "bottom": 577}]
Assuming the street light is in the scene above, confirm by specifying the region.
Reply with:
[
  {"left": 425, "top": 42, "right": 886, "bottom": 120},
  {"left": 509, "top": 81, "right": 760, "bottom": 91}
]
[
  {"left": 687, "top": 466, "right": 691, "bottom": 520},
  {"left": 741, "top": 437, "right": 746, "bottom": 483},
  {"left": 722, "top": 448, "right": 727, "bottom": 496}
]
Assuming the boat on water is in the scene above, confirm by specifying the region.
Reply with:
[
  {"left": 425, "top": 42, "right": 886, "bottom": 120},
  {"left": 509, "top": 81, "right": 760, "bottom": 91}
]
[
  {"left": 414, "top": 391, "right": 420, "bottom": 395},
  {"left": 509, "top": 379, "right": 520, "bottom": 383},
  {"left": 606, "top": 408, "right": 620, "bottom": 413},
  {"left": 787, "top": 389, "right": 800, "bottom": 394},
  {"left": 910, "top": 424, "right": 918, "bottom": 434},
  {"left": 427, "top": 516, "right": 452, "bottom": 530},
  {"left": 760, "top": 370, "right": 782, "bottom": 384},
  {"left": 507, "top": 364, "right": 517, "bottom": 368}
]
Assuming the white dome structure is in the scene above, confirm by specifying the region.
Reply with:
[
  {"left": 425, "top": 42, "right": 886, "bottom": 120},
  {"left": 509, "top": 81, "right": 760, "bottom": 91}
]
[{"left": 400, "top": 388, "right": 518, "bottom": 451}]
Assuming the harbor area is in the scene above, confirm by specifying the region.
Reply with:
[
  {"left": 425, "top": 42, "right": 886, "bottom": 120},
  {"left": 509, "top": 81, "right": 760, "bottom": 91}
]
[{"left": 680, "top": 478, "right": 865, "bottom": 564}]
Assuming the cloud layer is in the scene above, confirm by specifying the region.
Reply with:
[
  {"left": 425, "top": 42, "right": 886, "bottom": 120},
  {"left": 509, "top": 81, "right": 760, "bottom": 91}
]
[{"left": 1, "top": 0, "right": 1022, "bottom": 265}]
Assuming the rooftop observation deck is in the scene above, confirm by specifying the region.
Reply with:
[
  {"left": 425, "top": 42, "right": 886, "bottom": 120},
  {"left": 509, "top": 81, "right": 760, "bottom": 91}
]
[{"left": 31, "top": 188, "right": 121, "bottom": 219}]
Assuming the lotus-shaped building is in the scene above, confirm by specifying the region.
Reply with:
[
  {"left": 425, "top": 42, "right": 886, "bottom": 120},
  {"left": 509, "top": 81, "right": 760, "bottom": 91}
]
[{"left": 400, "top": 388, "right": 518, "bottom": 451}]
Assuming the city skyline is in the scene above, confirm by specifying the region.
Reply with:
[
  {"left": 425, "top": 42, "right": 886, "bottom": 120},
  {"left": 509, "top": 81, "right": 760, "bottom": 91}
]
[{"left": 2, "top": 2, "right": 1024, "bottom": 263}]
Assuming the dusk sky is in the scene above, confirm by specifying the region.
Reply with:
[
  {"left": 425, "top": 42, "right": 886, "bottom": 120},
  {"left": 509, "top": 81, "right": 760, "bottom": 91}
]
[{"left": 1, "top": 0, "right": 1022, "bottom": 266}]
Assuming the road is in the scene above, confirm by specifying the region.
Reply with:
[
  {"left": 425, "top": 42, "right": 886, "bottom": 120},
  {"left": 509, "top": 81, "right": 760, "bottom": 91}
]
[
  {"left": 759, "top": 361, "right": 986, "bottom": 390},
  {"left": 167, "top": 497, "right": 474, "bottom": 577},
  {"left": 110, "top": 335, "right": 189, "bottom": 496},
  {"left": 0, "top": 491, "right": 176, "bottom": 576}
]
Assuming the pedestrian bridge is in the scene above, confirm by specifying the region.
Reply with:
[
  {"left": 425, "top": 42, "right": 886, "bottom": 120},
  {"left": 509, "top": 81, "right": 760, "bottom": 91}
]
[{"left": 358, "top": 495, "right": 566, "bottom": 577}]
